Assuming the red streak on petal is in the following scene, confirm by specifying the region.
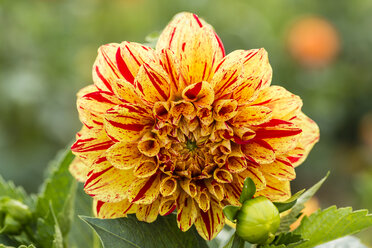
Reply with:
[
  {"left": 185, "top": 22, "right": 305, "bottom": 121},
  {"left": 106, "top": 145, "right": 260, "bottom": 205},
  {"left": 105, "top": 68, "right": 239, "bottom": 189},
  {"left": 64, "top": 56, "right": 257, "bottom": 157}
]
[
  {"left": 106, "top": 119, "right": 146, "bottom": 132},
  {"left": 185, "top": 82, "right": 202, "bottom": 100},
  {"left": 84, "top": 166, "right": 113, "bottom": 188},
  {"left": 164, "top": 205, "right": 176, "bottom": 216},
  {"left": 169, "top": 27, "right": 176, "bottom": 47},
  {"left": 116, "top": 47, "right": 135, "bottom": 84},
  {"left": 96, "top": 201, "right": 105, "bottom": 215},
  {"left": 255, "top": 129, "right": 302, "bottom": 139},
  {"left": 84, "top": 91, "right": 116, "bottom": 105},
  {"left": 255, "top": 119, "right": 293, "bottom": 127},
  {"left": 214, "top": 32, "right": 226, "bottom": 57},
  {"left": 131, "top": 174, "right": 158, "bottom": 203},
  {"left": 95, "top": 66, "right": 113, "bottom": 92},
  {"left": 200, "top": 208, "right": 212, "bottom": 240},
  {"left": 143, "top": 65, "right": 169, "bottom": 100},
  {"left": 276, "top": 158, "right": 293, "bottom": 167},
  {"left": 193, "top": 14, "right": 203, "bottom": 27},
  {"left": 287, "top": 156, "right": 301, "bottom": 164}
]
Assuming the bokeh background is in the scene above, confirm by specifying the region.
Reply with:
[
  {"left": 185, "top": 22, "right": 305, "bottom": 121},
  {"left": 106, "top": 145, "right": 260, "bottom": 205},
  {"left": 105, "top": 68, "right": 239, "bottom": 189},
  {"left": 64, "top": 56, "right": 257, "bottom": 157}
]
[{"left": 1, "top": 0, "right": 372, "bottom": 244}]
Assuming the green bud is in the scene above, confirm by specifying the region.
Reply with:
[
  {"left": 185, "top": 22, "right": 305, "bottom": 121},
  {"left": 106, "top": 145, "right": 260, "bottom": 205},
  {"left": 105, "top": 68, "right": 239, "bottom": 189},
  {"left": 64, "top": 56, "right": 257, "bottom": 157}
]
[
  {"left": 0, "top": 215, "right": 22, "bottom": 235},
  {"left": 236, "top": 196, "right": 280, "bottom": 244},
  {"left": 0, "top": 198, "right": 31, "bottom": 224}
]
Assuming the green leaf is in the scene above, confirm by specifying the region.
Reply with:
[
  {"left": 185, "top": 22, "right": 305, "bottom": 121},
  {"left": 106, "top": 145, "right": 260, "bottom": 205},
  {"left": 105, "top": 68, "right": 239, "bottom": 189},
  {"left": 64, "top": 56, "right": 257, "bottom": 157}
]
[
  {"left": 223, "top": 233, "right": 246, "bottom": 248},
  {"left": 273, "top": 189, "right": 305, "bottom": 213},
  {"left": 278, "top": 172, "right": 329, "bottom": 232},
  {"left": 34, "top": 149, "right": 76, "bottom": 247},
  {"left": 80, "top": 214, "right": 209, "bottom": 248},
  {"left": 260, "top": 232, "right": 308, "bottom": 248},
  {"left": 0, "top": 175, "right": 34, "bottom": 208},
  {"left": 68, "top": 183, "right": 99, "bottom": 248},
  {"left": 239, "top": 178, "right": 256, "bottom": 204},
  {"left": 293, "top": 206, "right": 372, "bottom": 248},
  {"left": 223, "top": 205, "right": 240, "bottom": 222},
  {"left": 0, "top": 234, "right": 19, "bottom": 247},
  {"left": 315, "top": 236, "right": 367, "bottom": 248},
  {"left": 50, "top": 204, "right": 63, "bottom": 248}
]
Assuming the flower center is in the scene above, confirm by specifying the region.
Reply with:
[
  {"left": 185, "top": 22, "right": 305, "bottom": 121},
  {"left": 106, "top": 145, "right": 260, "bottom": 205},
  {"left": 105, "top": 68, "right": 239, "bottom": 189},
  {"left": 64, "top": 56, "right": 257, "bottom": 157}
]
[{"left": 186, "top": 139, "right": 198, "bottom": 151}]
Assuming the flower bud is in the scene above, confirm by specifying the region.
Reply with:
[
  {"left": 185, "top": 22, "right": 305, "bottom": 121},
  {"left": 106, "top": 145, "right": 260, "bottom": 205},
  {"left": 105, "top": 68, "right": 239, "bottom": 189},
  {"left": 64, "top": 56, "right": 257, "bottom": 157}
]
[
  {"left": 0, "top": 198, "right": 31, "bottom": 224},
  {"left": 236, "top": 196, "right": 280, "bottom": 244},
  {"left": 0, "top": 215, "right": 22, "bottom": 235}
]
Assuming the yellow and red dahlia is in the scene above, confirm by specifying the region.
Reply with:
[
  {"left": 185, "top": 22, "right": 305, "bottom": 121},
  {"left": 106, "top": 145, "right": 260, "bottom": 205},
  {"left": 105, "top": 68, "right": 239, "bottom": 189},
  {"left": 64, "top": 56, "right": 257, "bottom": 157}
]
[{"left": 70, "top": 12, "right": 319, "bottom": 240}]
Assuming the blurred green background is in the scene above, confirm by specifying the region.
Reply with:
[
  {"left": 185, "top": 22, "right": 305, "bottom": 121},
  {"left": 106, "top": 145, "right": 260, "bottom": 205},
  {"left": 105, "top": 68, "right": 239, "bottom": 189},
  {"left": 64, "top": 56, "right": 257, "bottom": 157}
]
[{"left": 1, "top": 0, "right": 372, "bottom": 244}]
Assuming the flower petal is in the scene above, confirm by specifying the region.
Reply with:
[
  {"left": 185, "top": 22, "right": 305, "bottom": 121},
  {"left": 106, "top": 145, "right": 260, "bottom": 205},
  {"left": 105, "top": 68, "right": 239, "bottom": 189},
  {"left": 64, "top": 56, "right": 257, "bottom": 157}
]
[
  {"left": 231, "top": 49, "right": 272, "bottom": 103},
  {"left": 251, "top": 86, "right": 303, "bottom": 120},
  {"left": 116, "top": 41, "right": 157, "bottom": 84},
  {"left": 231, "top": 105, "right": 272, "bottom": 127},
  {"left": 156, "top": 12, "right": 225, "bottom": 85},
  {"left": 256, "top": 173, "right": 291, "bottom": 201},
  {"left": 69, "top": 157, "right": 89, "bottom": 183},
  {"left": 71, "top": 128, "right": 114, "bottom": 165},
  {"left": 135, "top": 62, "right": 171, "bottom": 106},
  {"left": 159, "top": 197, "right": 177, "bottom": 216},
  {"left": 182, "top": 81, "right": 214, "bottom": 108},
  {"left": 194, "top": 199, "right": 224, "bottom": 240},
  {"left": 104, "top": 103, "right": 154, "bottom": 142},
  {"left": 94, "top": 199, "right": 137, "bottom": 219},
  {"left": 224, "top": 182, "right": 242, "bottom": 206},
  {"left": 84, "top": 157, "right": 135, "bottom": 202},
  {"left": 241, "top": 140, "right": 275, "bottom": 164},
  {"left": 253, "top": 119, "right": 302, "bottom": 155},
  {"left": 77, "top": 90, "right": 123, "bottom": 127},
  {"left": 159, "top": 48, "right": 184, "bottom": 97},
  {"left": 287, "top": 112, "right": 320, "bottom": 167},
  {"left": 128, "top": 173, "right": 161, "bottom": 204},
  {"left": 133, "top": 157, "right": 159, "bottom": 178},
  {"left": 136, "top": 198, "right": 161, "bottom": 223},
  {"left": 92, "top": 43, "right": 121, "bottom": 92},
  {"left": 176, "top": 192, "right": 197, "bottom": 232},
  {"left": 259, "top": 157, "right": 296, "bottom": 181},
  {"left": 111, "top": 79, "right": 143, "bottom": 104},
  {"left": 106, "top": 141, "right": 143, "bottom": 170}
]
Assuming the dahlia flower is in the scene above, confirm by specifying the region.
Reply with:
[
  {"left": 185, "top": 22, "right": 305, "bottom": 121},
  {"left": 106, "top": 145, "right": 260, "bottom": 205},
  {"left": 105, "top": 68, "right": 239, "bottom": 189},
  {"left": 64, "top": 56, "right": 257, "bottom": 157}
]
[{"left": 70, "top": 12, "right": 319, "bottom": 240}]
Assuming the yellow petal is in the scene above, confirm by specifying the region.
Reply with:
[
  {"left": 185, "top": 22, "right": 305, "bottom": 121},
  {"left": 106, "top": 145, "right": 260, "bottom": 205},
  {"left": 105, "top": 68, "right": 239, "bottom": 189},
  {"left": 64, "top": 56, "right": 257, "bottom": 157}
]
[
  {"left": 253, "top": 119, "right": 302, "bottom": 155},
  {"left": 241, "top": 140, "right": 275, "bottom": 164},
  {"left": 128, "top": 173, "right": 161, "bottom": 204},
  {"left": 256, "top": 173, "right": 291, "bottom": 202},
  {"left": 77, "top": 90, "right": 122, "bottom": 128},
  {"left": 195, "top": 187, "right": 210, "bottom": 212},
  {"left": 160, "top": 176, "right": 178, "bottom": 197},
  {"left": 194, "top": 199, "right": 224, "bottom": 240},
  {"left": 226, "top": 155, "right": 247, "bottom": 173},
  {"left": 235, "top": 167, "right": 267, "bottom": 192},
  {"left": 232, "top": 49, "right": 272, "bottom": 103},
  {"left": 94, "top": 199, "right": 137, "bottom": 218},
  {"left": 211, "top": 52, "right": 243, "bottom": 100},
  {"left": 84, "top": 157, "right": 135, "bottom": 202},
  {"left": 180, "top": 179, "right": 197, "bottom": 198},
  {"left": 106, "top": 141, "right": 143, "bottom": 170},
  {"left": 116, "top": 41, "right": 157, "bottom": 84},
  {"left": 136, "top": 198, "right": 161, "bottom": 223},
  {"left": 231, "top": 105, "right": 272, "bottom": 127},
  {"left": 135, "top": 62, "right": 171, "bottom": 106},
  {"left": 158, "top": 49, "right": 184, "bottom": 97},
  {"left": 182, "top": 81, "right": 214, "bottom": 108},
  {"left": 156, "top": 12, "right": 225, "bottom": 85},
  {"left": 104, "top": 103, "right": 154, "bottom": 142},
  {"left": 213, "top": 99, "right": 238, "bottom": 122},
  {"left": 159, "top": 197, "right": 177, "bottom": 216},
  {"left": 213, "top": 168, "right": 233, "bottom": 183},
  {"left": 71, "top": 127, "right": 114, "bottom": 166},
  {"left": 259, "top": 157, "right": 296, "bottom": 181},
  {"left": 251, "top": 86, "right": 303, "bottom": 120},
  {"left": 287, "top": 112, "right": 320, "bottom": 167},
  {"left": 69, "top": 157, "right": 89, "bottom": 183},
  {"left": 176, "top": 192, "right": 197, "bottom": 232},
  {"left": 137, "top": 132, "right": 161, "bottom": 157},
  {"left": 133, "top": 157, "right": 159, "bottom": 178},
  {"left": 205, "top": 180, "right": 225, "bottom": 201},
  {"left": 111, "top": 79, "right": 143, "bottom": 104},
  {"left": 224, "top": 183, "right": 242, "bottom": 206},
  {"left": 92, "top": 43, "right": 121, "bottom": 92}
]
